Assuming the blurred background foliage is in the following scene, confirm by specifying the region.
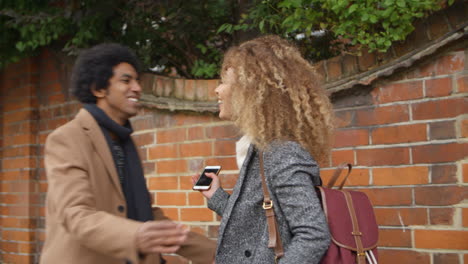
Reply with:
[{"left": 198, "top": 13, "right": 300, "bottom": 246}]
[{"left": 0, "top": 0, "right": 452, "bottom": 78}]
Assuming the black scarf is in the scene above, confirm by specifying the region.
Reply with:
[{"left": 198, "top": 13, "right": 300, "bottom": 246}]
[{"left": 84, "top": 104, "right": 153, "bottom": 222}]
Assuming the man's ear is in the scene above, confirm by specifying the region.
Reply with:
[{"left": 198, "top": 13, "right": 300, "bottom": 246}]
[{"left": 91, "top": 85, "right": 106, "bottom": 99}]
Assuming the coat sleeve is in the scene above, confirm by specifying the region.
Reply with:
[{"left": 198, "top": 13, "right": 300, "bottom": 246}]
[
  {"left": 45, "top": 130, "right": 143, "bottom": 263},
  {"left": 152, "top": 206, "right": 216, "bottom": 263},
  {"left": 207, "top": 187, "right": 230, "bottom": 216},
  {"left": 265, "top": 142, "right": 331, "bottom": 264}
]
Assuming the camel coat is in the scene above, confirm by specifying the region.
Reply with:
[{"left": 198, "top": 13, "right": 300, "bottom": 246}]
[{"left": 40, "top": 109, "right": 216, "bottom": 264}]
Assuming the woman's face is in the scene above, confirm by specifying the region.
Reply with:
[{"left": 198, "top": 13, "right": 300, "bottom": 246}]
[{"left": 215, "top": 68, "right": 235, "bottom": 120}]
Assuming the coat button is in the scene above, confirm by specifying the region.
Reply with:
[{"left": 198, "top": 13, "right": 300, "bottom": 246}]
[
  {"left": 244, "top": 250, "right": 252, "bottom": 257},
  {"left": 117, "top": 205, "right": 125, "bottom": 212}
]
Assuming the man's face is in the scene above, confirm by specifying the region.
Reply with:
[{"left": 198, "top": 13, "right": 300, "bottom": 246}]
[{"left": 93, "top": 62, "right": 142, "bottom": 125}]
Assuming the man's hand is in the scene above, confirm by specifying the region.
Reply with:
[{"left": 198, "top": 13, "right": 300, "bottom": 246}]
[{"left": 136, "top": 220, "right": 189, "bottom": 254}]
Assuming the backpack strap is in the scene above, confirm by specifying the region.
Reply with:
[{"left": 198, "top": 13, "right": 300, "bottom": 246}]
[
  {"left": 259, "top": 151, "right": 284, "bottom": 261},
  {"left": 343, "top": 190, "right": 367, "bottom": 264},
  {"left": 326, "top": 163, "right": 352, "bottom": 190}
]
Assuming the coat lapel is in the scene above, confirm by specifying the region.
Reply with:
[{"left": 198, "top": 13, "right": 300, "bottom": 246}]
[
  {"left": 76, "top": 108, "right": 125, "bottom": 200},
  {"left": 216, "top": 144, "right": 256, "bottom": 246}
]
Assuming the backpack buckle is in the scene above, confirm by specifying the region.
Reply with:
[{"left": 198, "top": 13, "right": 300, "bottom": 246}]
[{"left": 263, "top": 201, "right": 273, "bottom": 209}]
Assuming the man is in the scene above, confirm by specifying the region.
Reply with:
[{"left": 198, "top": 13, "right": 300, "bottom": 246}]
[{"left": 40, "top": 43, "right": 216, "bottom": 264}]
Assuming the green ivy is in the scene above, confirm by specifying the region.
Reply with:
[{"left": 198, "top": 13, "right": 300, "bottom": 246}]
[
  {"left": 220, "top": 0, "right": 449, "bottom": 60},
  {"left": 0, "top": 0, "right": 232, "bottom": 78},
  {"left": 0, "top": 0, "right": 454, "bottom": 78}
]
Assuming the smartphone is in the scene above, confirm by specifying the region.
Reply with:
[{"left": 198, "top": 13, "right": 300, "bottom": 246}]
[{"left": 192, "top": 166, "right": 221, "bottom": 190}]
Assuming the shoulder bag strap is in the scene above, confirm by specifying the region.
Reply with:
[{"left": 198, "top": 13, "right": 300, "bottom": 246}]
[
  {"left": 326, "top": 163, "right": 352, "bottom": 190},
  {"left": 259, "top": 151, "right": 284, "bottom": 261}
]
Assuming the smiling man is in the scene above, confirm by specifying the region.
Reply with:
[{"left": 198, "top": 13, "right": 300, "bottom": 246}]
[{"left": 40, "top": 43, "right": 215, "bottom": 264}]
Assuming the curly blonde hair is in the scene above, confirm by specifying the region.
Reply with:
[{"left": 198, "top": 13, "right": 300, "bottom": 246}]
[{"left": 221, "top": 35, "right": 334, "bottom": 163}]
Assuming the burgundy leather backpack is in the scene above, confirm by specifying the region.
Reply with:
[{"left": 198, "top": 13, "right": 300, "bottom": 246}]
[{"left": 259, "top": 154, "right": 379, "bottom": 264}]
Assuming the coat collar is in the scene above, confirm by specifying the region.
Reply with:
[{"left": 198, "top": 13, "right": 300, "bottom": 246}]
[
  {"left": 75, "top": 108, "right": 125, "bottom": 200},
  {"left": 216, "top": 143, "right": 256, "bottom": 246}
]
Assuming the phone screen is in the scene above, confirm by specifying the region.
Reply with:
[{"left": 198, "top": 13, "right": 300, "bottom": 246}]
[{"left": 194, "top": 166, "right": 221, "bottom": 189}]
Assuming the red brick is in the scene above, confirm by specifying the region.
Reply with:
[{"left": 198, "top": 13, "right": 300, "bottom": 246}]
[
  {"left": 320, "top": 168, "right": 369, "bottom": 187},
  {"left": 148, "top": 176, "right": 178, "bottom": 190},
  {"left": 214, "top": 140, "right": 236, "bottom": 156},
  {"left": 2, "top": 157, "right": 36, "bottom": 170},
  {"left": 379, "top": 228, "right": 411, "bottom": 247},
  {"left": 331, "top": 149, "right": 354, "bottom": 166},
  {"left": 148, "top": 144, "right": 179, "bottom": 160},
  {"left": 372, "top": 124, "right": 426, "bottom": 144},
  {"left": 0, "top": 217, "right": 36, "bottom": 229},
  {"left": 415, "top": 186, "right": 467, "bottom": 206},
  {"left": 436, "top": 53, "right": 465, "bottom": 75},
  {"left": 373, "top": 166, "right": 429, "bottom": 185},
  {"left": 48, "top": 93, "right": 65, "bottom": 104},
  {"left": 174, "top": 114, "right": 213, "bottom": 126},
  {"left": 333, "top": 129, "right": 369, "bottom": 148},
  {"left": 184, "top": 79, "right": 195, "bottom": 100},
  {"left": 4, "top": 110, "right": 35, "bottom": 123},
  {"left": 415, "top": 230, "right": 468, "bottom": 250},
  {"left": 431, "top": 164, "right": 457, "bottom": 184},
  {"left": 156, "top": 192, "right": 186, "bottom": 206},
  {"left": 463, "top": 208, "right": 468, "bottom": 227},
  {"left": 205, "top": 125, "right": 239, "bottom": 139},
  {"left": 160, "top": 208, "right": 179, "bottom": 221},
  {"left": 460, "top": 118, "right": 468, "bottom": 138},
  {"left": 376, "top": 81, "right": 423, "bottom": 103},
  {"left": 205, "top": 157, "right": 237, "bottom": 171},
  {"left": 218, "top": 173, "right": 240, "bottom": 190},
  {"left": 379, "top": 249, "right": 430, "bottom": 264},
  {"left": 430, "top": 207, "right": 454, "bottom": 225},
  {"left": 0, "top": 181, "right": 36, "bottom": 193},
  {"left": 433, "top": 253, "right": 460, "bottom": 264},
  {"left": 188, "top": 192, "right": 205, "bottom": 206},
  {"left": 425, "top": 77, "right": 452, "bottom": 97},
  {"left": 412, "top": 97, "right": 467, "bottom": 120},
  {"left": 360, "top": 188, "right": 412, "bottom": 206},
  {"left": 457, "top": 75, "right": 468, "bottom": 93},
  {"left": 180, "top": 208, "right": 214, "bottom": 221},
  {"left": 334, "top": 110, "right": 354, "bottom": 128},
  {"left": 207, "top": 79, "right": 220, "bottom": 100},
  {"left": 357, "top": 49, "right": 376, "bottom": 72},
  {"left": 326, "top": 56, "right": 342, "bottom": 80},
  {"left": 187, "top": 126, "right": 205, "bottom": 140},
  {"left": 374, "top": 208, "right": 427, "bottom": 226},
  {"left": 356, "top": 147, "right": 410, "bottom": 166},
  {"left": 179, "top": 176, "right": 195, "bottom": 190},
  {"left": 3, "top": 98, "right": 36, "bottom": 112},
  {"left": 464, "top": 163, "right": 468, "bottom": 183},
  {"left": 412, "top": 142, "right": 467, "bottom": 164},
  {"left": 156, "top": 160, "right": 188, "bottom": 174},
  {"left": 429, "top": 120, "right": 456, "bottom": 140},
  {"left": 195, "top": 79, "right": 209, "bottom": 100},
  {"left": 2, "top": 146, "right": 34, "bottom": 158},
  {"left": 157, "top": 128, "right": 186, "bottom": 143},
  {"left": 180, "top": 142, "right": 212, "bottom": 157},
  {"left": 355, "top": 105, "right": 409, "bottom": 126},
  {"left": 2, "top": 230, "right": 34, "bottom": 241},
  {"left": 132, "top": 133, "right": 154, "bottom": 146},
  {"left": 1, "top": 254, "right": 35, "bottom": 264},
  {"left": 419, "top": 53, "right": 465, "bottom": 77}
]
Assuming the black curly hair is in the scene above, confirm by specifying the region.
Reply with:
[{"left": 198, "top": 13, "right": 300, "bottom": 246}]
[{"left": 70, "top": 43, "right": 141, "bottom": 103}]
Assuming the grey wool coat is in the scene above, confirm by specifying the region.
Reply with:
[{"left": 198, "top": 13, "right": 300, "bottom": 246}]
[{"left": 208, "top": 141, "right": 331, "bottom": 264}]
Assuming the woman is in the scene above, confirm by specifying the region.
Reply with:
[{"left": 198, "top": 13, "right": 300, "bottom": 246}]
[{"left": 194, "top": 35, "right": 333, "bottom": 263}]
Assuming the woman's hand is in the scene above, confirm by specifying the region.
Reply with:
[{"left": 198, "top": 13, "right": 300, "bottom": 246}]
[{"left": 191, "top": 173, "right": 220, "bottom": 199}]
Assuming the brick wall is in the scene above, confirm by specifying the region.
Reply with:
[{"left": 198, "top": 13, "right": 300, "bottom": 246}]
[
  {"left": 328, "top": 47, "right": 468, "bottom": 264},
  {"left": 1, "top": 21, "right": 467, "bottom": 264}
]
